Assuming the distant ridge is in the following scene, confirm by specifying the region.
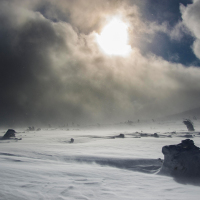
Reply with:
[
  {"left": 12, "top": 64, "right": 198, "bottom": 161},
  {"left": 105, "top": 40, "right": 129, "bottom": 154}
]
[{"left": 164, "top": 107, "right": 200, "bottom": 120}]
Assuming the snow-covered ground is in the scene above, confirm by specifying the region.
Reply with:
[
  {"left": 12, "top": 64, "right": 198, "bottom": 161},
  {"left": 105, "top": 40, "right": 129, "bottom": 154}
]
[{"left": 0, "top": 120, "right": 200, "bottom": 200}]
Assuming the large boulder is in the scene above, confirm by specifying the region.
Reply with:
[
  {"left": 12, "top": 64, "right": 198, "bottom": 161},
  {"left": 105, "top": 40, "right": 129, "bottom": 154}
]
[
  {"left": 158, "top": 139, "right": 200, "bottom": 178},
  {"left": 3, "top": 129, "right": 16, "bottom": 139}
]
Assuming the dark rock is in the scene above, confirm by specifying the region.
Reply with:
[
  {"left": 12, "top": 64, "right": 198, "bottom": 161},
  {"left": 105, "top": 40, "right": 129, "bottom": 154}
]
[
  {"left": 183, "top": 119, "right": 195, "bottom": 131},
  {"left": 153, "top": 133, "right": 159, "bottom": 138},
  {"left": 28, "top": 126, "right": 35, "bottom": 131},
  {"left": 183, "top": 134, "right": 193, "bottom": 138},
  {"left": 126, "top": 120, "right": 133, "bottom": 125},
  {"left": 167, "top": 135, "right": 172, "bottom": 138},
  {"left": 140, "top": 133, "right": 148, "bottom": 137},
  {"left": 158, "top": 139, "right": 200, "bottom": 178},
  {"left": 70, "top": 138, "right": 74, "bottom": 143},
  {"left": 3, "top": 129, "right": 16, "bottom": 139},
  {"left": 115, "top": 133, "right": 125, "bottom": 138}
]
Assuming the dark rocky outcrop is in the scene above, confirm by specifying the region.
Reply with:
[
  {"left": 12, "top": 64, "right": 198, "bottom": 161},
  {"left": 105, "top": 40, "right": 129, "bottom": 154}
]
[
  {"left": 115, "top": 133, "right": 125, "bottom": 138},
  {"left": 153, "top": 133, "right": 159, "bottom": 138},
  {"left": 158, "top": 139, "right": 200, "bottom": 178},
  {"left": 183, "top": 119, "right": 195, "bottom": 131},
  {"left": 3, "top": 129, "right": 16, "bottom": 139},
  {"left": 27, "top": 126, "right": 35, "bottom": 131},
  {"left": 70, "top": 138, "right": 74, "bottom": 143}
]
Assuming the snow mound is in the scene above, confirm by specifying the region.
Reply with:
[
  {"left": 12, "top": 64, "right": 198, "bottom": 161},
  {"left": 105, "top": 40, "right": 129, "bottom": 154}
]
[{"left": 158, "top": 139, "right": 200, "bottom": 178}]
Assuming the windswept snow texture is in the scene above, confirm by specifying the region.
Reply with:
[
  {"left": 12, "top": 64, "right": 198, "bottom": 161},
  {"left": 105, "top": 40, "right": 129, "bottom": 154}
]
[{"left": 1, "top": 120, "right": 200, "bottom": 199}]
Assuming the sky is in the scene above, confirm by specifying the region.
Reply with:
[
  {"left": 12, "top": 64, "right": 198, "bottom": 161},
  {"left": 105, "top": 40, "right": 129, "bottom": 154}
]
[{"left": 1, "top": 0, "right": 200, "bottom": 127}]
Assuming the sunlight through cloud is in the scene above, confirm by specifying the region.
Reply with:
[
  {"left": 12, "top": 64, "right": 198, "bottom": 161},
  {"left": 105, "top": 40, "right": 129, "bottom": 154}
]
[{"left": 96, "top": 17, "right": 131, "bottom": 56}]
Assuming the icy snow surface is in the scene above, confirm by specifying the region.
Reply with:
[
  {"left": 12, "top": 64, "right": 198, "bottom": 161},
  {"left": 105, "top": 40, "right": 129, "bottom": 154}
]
[{"left": 1, "top": 120, "right": 200, "bottom": 200}]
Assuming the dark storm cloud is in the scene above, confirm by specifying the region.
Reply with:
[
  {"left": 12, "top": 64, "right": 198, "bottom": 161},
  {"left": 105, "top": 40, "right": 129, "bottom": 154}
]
[
  {"left": 0, "top": 1, "right": 74, "bottom": 126},
  {"left": 1, "top": 0, "right": 200, "bottom": 127},
  {"left": 0, "top": 0, "right": 131, "bottom": 126}
]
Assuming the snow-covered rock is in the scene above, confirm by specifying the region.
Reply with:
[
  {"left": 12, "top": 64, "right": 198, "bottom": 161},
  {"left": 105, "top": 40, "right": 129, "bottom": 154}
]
[{"left": 158, "top": 139, "right": 200, "bottom": 178}]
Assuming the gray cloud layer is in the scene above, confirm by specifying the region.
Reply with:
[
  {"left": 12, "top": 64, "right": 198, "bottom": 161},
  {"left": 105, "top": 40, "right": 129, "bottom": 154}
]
[{"left": 0, "top": 0, "right": 200, "bottom": 127}]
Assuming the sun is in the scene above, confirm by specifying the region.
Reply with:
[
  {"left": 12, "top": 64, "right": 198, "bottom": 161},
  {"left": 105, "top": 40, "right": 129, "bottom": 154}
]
[{"left": 96, "top": 17, "right": 131, "bottom": 56}]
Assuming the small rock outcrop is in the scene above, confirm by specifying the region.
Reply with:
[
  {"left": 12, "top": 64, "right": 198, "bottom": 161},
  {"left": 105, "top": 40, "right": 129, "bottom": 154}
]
[
  {"left": 70, "top": 138, "right": 74, "bottom": 143},
  {"left": 115, "top": 133, "right": 125, "bottom": 138},
  {"left": 153, "top": 133, "right": 159, "bottom": 138},
  {"left": 158, "top": 139, "right": 200, "bottom": 178},
  {"left": 183, "top": 119, "right": 195, "bottom": 131},
  {"left": 3, "top": 129, "right": 16, "bottom": 139},
  {"left": 27, "top": 126, "right": 35, "bottom": 131}
]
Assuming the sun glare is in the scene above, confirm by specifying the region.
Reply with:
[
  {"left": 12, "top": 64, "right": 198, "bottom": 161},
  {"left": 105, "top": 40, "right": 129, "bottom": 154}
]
[{"left": 96, "top": 17, "right": 131, "bottom": 56}]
